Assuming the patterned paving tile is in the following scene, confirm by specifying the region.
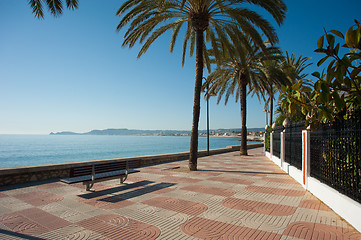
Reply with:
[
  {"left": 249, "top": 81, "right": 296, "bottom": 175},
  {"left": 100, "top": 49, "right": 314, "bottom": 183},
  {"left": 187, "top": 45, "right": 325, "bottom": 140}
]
[
  {"left": 262, "top": 177, "right": 299, "bottom": 185},
  {"left": 0, "top": 208, "right": 71, "bottom": 236},
  {"left": 160, "top": 176, "right": 202, "bottom": 183},
  {"left": 207, "top": 176, "right": 254, "bottom": 185},
  {"left": 283, "top": 222, "right": 361, "bottom": 240},
  {"left": 223, "top": 197, "right": 297, "bottom": 216},
  {"left": 182, "top": 217, "right": 282, "bottom": 239},
  {"left": 77, "top": 194, "right": 135, "bottom": 210},
  {"left": 298, "top": 199, "right": 332, "bottom": 212},
  {"left": 13, "top": 191, "right": 63, "bottom": 206},
  {"left": 0, "top": 196, "right": 33, "bottom": 212},
  {"left": 36, "top": 182, "right": 64, "bottom": 189},
  {"left": 78, "top": 214, "right": 160, "bottom": 240},
  {"left": 142, "top": 196, "right": 207, "bottom": 216},
  {"left": 38, "top": 224, "right": 107, "bottom": 240},
  {"left": 246, "top": 185, "right": 305, "bottom": 196},
  {"left": 0, "top": 193, "right": 8, "bottom": 198},
  {"left": 181, "top": 185, "right": 235, "bottom": 197}
]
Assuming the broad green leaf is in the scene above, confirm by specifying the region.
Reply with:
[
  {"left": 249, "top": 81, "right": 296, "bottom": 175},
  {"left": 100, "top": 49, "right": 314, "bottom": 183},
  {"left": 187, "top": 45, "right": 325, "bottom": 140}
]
[
  {"left": 312, "top": 72, "right": 321, "bottom": 78},
  {"left": 346, "top": 27, "right": 357, "bottom": 47},
  {"left": 314, "top": 48, "right": 327, "bottom": 53},
  {"left": 326, "top": 34, "right": 335, "bottom": 49},
  {"left": 330, "top": 30, "right": 344, "bottom": 39},
  {"left": 317, "top": 56, "right": 328, "bottom": 67},
  {"left": 334, "top": 43, "right": 340, "bottom": 55},
  {"left": 317, "top": 35, "right": 324, "bottom": 49}
]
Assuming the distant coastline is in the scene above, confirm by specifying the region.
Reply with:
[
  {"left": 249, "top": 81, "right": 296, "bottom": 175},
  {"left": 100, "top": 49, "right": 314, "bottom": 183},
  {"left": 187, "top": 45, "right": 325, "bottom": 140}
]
[{"left": 50, "top": 128, "right": 265, "bottom": 137}]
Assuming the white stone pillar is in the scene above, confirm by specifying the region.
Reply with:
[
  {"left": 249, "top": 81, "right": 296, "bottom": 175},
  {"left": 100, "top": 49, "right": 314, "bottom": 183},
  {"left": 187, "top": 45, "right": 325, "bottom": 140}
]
[
  {"left": 270, "top": 132, "right": 273, "bottom": 159},
  {"left": 281, "top": 130, "right": 285, "bottom": 168},
  {"left": 302, "top": 129, "right": 311, "bottom": 188}
]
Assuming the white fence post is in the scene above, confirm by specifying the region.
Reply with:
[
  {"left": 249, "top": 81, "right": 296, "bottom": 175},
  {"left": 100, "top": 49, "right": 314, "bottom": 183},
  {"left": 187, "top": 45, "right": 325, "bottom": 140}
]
[
  {"left": 270, "top": 132, "right": 273, "bottom": 159},
  {"left": 302, "top": 129, "right": 310, "bottom": 188},
  {"left": 281, "top": 130, "right": 285, "bottom": 168}
]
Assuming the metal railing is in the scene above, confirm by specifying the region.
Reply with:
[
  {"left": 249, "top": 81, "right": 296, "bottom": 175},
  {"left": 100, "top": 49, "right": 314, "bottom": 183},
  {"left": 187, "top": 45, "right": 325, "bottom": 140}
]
[
  {"left": 272, "top": 126, "right": 283, "bottom": 158},
  {"left": 310, "top": 109, "right": 361, "bottom": 203},
  {"left": 284, "top": 122, "right": 304, "bottom": 170}
]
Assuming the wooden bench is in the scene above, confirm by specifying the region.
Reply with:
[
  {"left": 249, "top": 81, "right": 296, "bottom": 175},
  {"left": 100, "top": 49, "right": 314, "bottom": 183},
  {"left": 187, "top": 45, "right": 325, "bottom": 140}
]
[{"left": 60, "top": 159, "right": 141, "bottom": 191}]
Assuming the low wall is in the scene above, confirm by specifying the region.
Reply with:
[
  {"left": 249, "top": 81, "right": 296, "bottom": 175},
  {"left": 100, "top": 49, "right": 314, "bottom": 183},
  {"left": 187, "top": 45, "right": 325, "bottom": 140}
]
[{"left": 0, "top": 143, "right": 263, "bottom": 187}]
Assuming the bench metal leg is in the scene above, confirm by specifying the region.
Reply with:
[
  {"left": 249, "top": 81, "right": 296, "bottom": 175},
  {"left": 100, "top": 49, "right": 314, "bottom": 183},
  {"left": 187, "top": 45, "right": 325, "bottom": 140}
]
[
  {"left": 85, "top": 182, "right": 95, "bottom": 191},
  {"left": 120, "top": 174, "right": 128, "bottom": 184}
]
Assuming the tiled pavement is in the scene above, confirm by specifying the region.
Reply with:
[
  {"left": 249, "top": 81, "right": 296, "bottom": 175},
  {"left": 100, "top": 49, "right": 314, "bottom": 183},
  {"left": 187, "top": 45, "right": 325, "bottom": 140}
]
[{"left": 0, "top": 147, "right": 360, "bottom": 240}]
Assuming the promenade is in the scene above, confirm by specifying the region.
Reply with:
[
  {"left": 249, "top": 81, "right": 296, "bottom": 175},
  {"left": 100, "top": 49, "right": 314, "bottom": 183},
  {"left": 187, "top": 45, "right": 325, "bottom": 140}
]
[{"left": 0, "top": 147, "right": 360, "bottom": 239}]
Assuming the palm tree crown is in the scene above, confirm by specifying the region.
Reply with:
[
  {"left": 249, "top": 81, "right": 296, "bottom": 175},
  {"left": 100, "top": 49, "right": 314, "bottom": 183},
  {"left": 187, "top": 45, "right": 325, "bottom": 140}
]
[
  {"left": 205, "top": 38, "right": 287, "bottom": 155},
  {"left": 29, "top": 0, "right": 78, "bottom": 19},
  {"left": 117, "top": 0, "right": 287, "bottom": 169}
]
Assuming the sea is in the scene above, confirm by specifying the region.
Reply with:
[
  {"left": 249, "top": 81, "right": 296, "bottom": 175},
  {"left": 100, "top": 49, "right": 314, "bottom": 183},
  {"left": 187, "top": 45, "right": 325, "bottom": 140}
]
[{"left": 0, "top": 135, "right": 253, "bottom": 168}]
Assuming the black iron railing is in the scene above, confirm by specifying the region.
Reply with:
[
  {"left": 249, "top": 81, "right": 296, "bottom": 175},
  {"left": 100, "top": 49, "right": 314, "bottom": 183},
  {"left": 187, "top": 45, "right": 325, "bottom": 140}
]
[
  {"left": 310, "top": 109, "right": 361, "bottom": 203},
  {"left": 265, "top": 131, "right": 270, "bottom": 152},
  {"left": 284, "top": 122, "right": 304, "bottom": 170},
  {"left": 272, "top": 126, "right": 283, "bottom": 158}
]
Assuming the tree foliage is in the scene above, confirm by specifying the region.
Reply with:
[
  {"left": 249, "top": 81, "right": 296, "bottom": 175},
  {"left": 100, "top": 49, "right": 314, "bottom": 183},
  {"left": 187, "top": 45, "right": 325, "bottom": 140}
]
[
  {"left": 29, "top": 0, "right": 79, "bottom": 18},
  {"left": 279, "top": 20, "right": 361, "bottom": 130},
  {"left": 117, "top": 0, "right": 286, "bottom": 166}
]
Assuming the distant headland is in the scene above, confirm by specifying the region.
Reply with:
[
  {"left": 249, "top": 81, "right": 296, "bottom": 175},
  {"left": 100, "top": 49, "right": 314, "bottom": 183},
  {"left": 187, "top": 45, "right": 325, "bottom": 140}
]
[{"left": 49, "top": 128, "right": 265, "bottom": 137}]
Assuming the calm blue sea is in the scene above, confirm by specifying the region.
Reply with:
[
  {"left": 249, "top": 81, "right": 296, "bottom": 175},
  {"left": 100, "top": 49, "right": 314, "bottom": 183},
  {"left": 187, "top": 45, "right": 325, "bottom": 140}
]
[{"left": 0, "top": 135, "right": 248, "bottom": 168}]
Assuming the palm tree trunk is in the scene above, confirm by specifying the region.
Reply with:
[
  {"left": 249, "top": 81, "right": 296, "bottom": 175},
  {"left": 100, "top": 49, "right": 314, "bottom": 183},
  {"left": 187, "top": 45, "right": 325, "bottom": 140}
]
[
  {"left": 189, "top": 30, "right": 204, "bottom": 171},
  {"left": 240, "top": 81, "right": 248, "bottom": 155},
  {"left": 269, "top": 92, "right": 273, "bottom": 126}
]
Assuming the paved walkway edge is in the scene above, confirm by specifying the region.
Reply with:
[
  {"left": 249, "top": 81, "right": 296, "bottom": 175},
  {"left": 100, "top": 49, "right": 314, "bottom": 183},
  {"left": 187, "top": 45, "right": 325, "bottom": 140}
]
[{"left": 266, "top": 152, "right": 361, "bottom": 233}]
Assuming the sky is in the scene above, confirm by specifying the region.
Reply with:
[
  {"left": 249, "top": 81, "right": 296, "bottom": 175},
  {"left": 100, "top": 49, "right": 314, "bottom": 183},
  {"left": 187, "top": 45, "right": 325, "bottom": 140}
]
[{"left": 0, "top": 0, "right": 360, "bottom": 134}]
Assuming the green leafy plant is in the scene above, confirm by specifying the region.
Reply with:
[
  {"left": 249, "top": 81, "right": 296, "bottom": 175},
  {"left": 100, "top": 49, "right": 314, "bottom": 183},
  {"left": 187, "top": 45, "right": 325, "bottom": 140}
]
[{"left": 279, "top": 20, "right": 361, "bottom": 130}]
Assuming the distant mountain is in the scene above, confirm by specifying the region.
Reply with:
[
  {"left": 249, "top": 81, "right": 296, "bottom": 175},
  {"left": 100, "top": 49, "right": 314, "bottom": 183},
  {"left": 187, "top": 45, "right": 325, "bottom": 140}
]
[{"left": 50, "top": 128, "right": 264, "bottom": 136}]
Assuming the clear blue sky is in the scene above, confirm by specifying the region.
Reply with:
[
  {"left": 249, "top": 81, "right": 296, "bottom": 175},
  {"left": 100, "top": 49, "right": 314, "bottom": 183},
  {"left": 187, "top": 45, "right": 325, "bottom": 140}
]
[{"left": 0, "top": 0, "right": 360, "bottom": 134}]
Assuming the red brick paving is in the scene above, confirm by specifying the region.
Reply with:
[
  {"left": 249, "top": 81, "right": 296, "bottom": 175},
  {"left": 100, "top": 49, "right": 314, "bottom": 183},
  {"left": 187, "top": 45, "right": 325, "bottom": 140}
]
[
  {"left": 142, "top": 196, "right": 208, "bottom": 216},
  {"left": 246, "top": 185, "right": 305, "bottom": 196},
  {"left": 283, "top": 222, "right": 361, "bottom": 240},
  {"left": 1, "top": 147, "right": 360, "bottom": 239},
  {"left": 182, "top": 217, "right": 282, "bottom": 240},
  {"left": 262, "top": 176, "right": 299, "bottom": 184},
  {"left": 160, "top": 175, "right": 202, "bottom": 183},
  {"left": 189, "top": 171, "right": 222, "bottom": 176},
  {"left": 223, "top": 197, "right": 297, "bottom": 216},
  {"left": 0, "top": 208, "right": 71, "bottom": 236},
  {"left": 78, "top": 214, "right": 160, "bottom": 240},
  {"left": 208, "top": 176, "right": 254, "bottom": 185},
  {"left": 13, "top": 191, "right": 63, "bottom": 206},
  {"left": 299, "top": 199, "right": 332, "bottom": 212},
  {"left": 181, "top": 185, "right": 235, "bottom": 197}
]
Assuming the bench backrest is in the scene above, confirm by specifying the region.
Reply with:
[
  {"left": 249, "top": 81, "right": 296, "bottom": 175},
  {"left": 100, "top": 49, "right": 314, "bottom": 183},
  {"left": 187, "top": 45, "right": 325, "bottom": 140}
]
[{"left": 69, "top": 159, "right": 141, "bottom": 177}]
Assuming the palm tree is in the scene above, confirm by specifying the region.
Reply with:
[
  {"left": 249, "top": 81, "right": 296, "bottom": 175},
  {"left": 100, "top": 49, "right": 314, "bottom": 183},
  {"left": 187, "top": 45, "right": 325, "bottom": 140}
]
[
  {"left": 29, "top": 0, "right": 78, "bottom": 18},
  {"left": 282, "top": 51, "right": 312, "bottom": 83},
  {"left": 116, "top": 0, "right": 287, "bottom": 170},
  {"left": 252, "top": 58, "right": 290, "bottom": 127},
  {"left": 205, "top": 38, "right": 286, "bottom": 155}
]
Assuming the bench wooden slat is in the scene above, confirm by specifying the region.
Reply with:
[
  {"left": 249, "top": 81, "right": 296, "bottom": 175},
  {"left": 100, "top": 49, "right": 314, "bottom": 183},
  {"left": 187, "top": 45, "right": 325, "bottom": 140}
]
[
  {"left": 62, "top": 159, "right": 141, "bottom": 191},
  {"left": 69, "top": 160, "right": 141, "bottom": 177},
  {"left": 61, "top": 169, "right": 140, "bottom": 184}
]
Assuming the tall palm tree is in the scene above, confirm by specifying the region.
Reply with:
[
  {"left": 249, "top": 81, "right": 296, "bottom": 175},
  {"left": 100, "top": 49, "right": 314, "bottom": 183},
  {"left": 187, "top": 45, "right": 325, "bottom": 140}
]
[
  {"left": 205, "top": 38, "right": 286, "bottom": 155},
  {"left": 116, "top": 0, "right": 286, "bottom": 170},
  {"left": 29, "top": 0, "right": 78, "bottom": 18},
  {"left": 252, "top": 58, "right": 290, "bottom": 127},
  {"left": 282, "top": 51, "right": 312, "bottom": 84}
]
